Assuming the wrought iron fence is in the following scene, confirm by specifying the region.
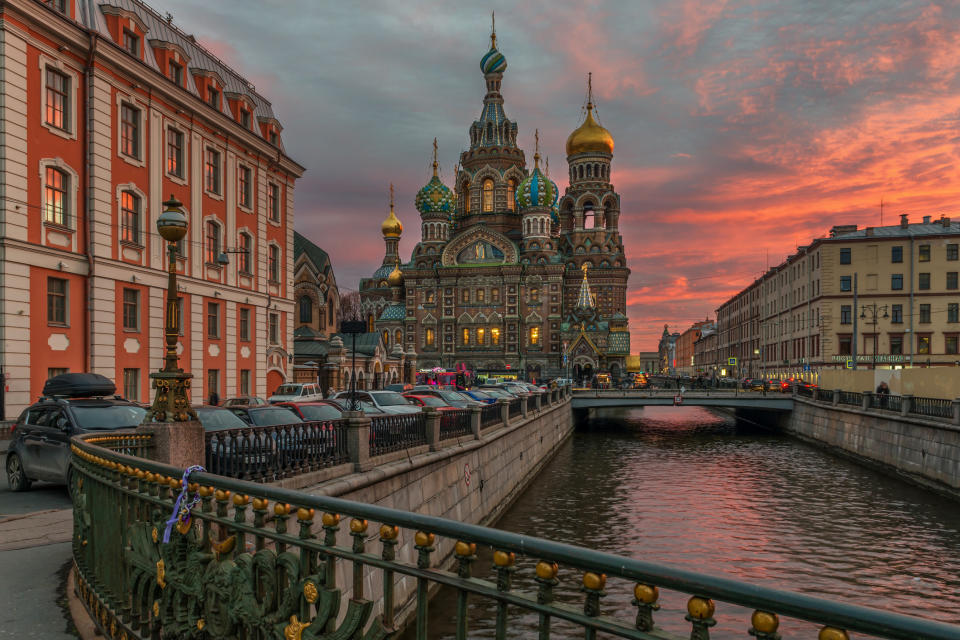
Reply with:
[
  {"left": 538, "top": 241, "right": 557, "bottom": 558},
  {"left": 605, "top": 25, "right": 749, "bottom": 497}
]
[
  {"left": 480, "top": 403, "right": 501, "bottom": 428},
  {"left": 508, "top": 398, "right": 522, "bottom": 418},
  {"left": 369, "top": 413, "right": 427, "bottom": 456},
  {"left": 815, "top": 388, "right": 834, "bottom": 403},
  {"left": 910, "top": 396, "right": 953, "bottom": 419},
  {"left": 439, "top": 409, "right": 472, "bottom": 440},
  {"left": 795, "top": 385, "right": 814, "bottom": 398},
  {"left": 205, "top": 420, "right": 348, "bottom": 482},
  {"left": 869, "top": 393, "right": 899, "bottom": 412},
  {"left": 70, "top": 434, "right": 960, "bottom": 640},
  {"left": 838, "top": 391, "right": 862, "bottom": 406}
]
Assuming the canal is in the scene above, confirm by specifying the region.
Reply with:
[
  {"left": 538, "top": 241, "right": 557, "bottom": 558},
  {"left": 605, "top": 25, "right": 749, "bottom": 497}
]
[{"left": 419, "top": 406, "right": 960, "bottom": 639}]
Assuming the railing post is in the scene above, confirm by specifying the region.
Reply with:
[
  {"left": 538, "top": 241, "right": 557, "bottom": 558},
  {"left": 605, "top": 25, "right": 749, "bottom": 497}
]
[
  {"left": 344, "top": 411, "right": 371, "bottom": 472},
  {"left": 832, "top": 389, "right": 840, "bottom": 406},
  {"left": 423, "top": 407, "right": 441, "bottom": 451},
  {"left": 499, "top": 398, "right": 510, "bottom": 427},
  {"left": 534, "top": 393, "right": 542, "bottom": 412},
  {"left": 952, "top": 398, "right": 960, "bottom": 425},
  {"left": 469, "top": 406, "right": 482, "bottom": 439},
  {"left": 901, "top": 394, "right": 912, "bottom": 417},
  {"left": 140, "top": 420, "right": 205, "bottom": 468},
  {"left": 520, "top": 396, "right": 528, "bottom": 418},
  {"left": 861, "top": 391, "right": 872, "bottom": 411}
]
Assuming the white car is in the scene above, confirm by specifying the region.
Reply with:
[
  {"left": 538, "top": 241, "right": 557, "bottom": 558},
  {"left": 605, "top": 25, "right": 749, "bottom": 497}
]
[
  {"left": 332, "top": 390, "right": 420, "bottom": 415},
  {"left": 268, "top": 383, "right": 324, "bottom": 404}
]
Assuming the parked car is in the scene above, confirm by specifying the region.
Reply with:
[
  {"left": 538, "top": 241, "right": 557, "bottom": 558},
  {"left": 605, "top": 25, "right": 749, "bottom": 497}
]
[
  {"left": 478, "top": 386, "right": 519, "bottom": 399},
  {"left": 196, "top": 406, "right": 277, "bottom": 472},
  {"left": 409, "top": 388, "right": 482, "bottom": 408},
  {"left": 500, "top": 382, "right": 532, "bottom": 396},
  {"left": 195, "top": 406, "right": 250, "bottom": 430},
  {"left": 518, "top": 382, "right": 546, "bottom": 394},
  {"left": 402, "top": 394, "right": 459, "bottom": 411},
  {"left": 6, "top": 373, "right": 147, "bottom": 491},
  {"left": 277, "top": 401, "right": 344, "bottom": 421},
  {"left": 331, "top": 390, "right": 420, "bottom": 415},
  {"left": 384, "top": 383, "right": 414, "bottom": 393},
  {"left": 222, "top": 396, "right": 267, "bottom": 407},
  {"left": 460, "top": 389, "right": 497, "bottom": 404},
  {"left": 268, "top": 383, "right": 323, "bottom": 404},
  {"left": 229, "top": 405, "right": 304, "bottom": 426}
]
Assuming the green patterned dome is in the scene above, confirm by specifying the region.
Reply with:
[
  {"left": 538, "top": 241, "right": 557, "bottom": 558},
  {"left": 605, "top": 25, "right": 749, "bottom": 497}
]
[
  {"left": 415, "top": 174, "right": 454, "bottom": 216},
  {"left": 515, "top": 162, "right": 558, "bottom": 210}
]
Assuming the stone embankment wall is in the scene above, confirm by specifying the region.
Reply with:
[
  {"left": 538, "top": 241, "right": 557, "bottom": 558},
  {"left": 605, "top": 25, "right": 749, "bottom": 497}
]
[
  {"left": 819, "top": 368, "right": 960, "bottom": 399},
  {"left": 783, "top": 398, "right": 960, "bottom": 500}
]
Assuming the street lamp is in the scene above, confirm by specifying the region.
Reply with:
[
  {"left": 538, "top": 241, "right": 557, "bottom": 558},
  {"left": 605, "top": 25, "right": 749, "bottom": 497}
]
[
  {"left": 143, "top": 195, "right": 197, "bottom": 423},
  {"left": 859, "top": 303, "right": 889, "bottom": 369}
]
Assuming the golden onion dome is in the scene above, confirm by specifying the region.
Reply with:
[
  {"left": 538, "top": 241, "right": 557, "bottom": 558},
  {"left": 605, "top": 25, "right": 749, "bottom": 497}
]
[
  {"left": 381, "top": 186, "right": 403, "bottom": 238},
  {"left": 565, "top": 103, "right": 614, "bottom": 156},
  {"left": 387, "top": 262, "right": 404, "bottom": 287}
]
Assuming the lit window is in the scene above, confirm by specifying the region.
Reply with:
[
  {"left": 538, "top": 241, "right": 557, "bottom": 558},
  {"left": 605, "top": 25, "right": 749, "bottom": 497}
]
[
  {"left": 530, "top": 326, "right": 540, "bottom": 346},
  {"left": 917, "top": 334, "right": 930, "bottom": 355},
  {"left": 45, "top": 68, "right": 69, "bottom": 130},
  {"left": 238, "top": 165, "right": 252, "bottom": 208},
  {"left": 44, "top": 167, "right": 68, "bottom": 226},
  {"left": 120, "top": 104, "right": 140, "bottom": 158},
  {"left": 476, "top": 289, "right": 485, "bottom": 303},
  {"left": 506, "top": 179, "right": 516, "bottom": 212},
  {"left": 204, "top": 149, "right": 221, "bottom": 194},
  {"left": 482, "top": 179, "right": 494, "bottom": 212},
  {"left": 462, "top": 327, "right": 470, "bottom": 345},
  {"left": 477, "top": 327, "right": 485, "bottom": 345},
  {"left": 205, "top": 221, "right": 221, "bottom": 264},
  {"left": 122, "top": 29, "right": 139, "bottom": 57},
  {"left": 120, "top": 191, "right": 141, "bottom": 244},
  {"left": 269, "top": 245, "right": 280, "bottom": 282},
  {"left": 166, "top": 128, "right": 183, "bottom": 177},
  {"left": 461, "top": 289, "right": 469, "bottom": 304},
  {"left": 238, "top": 233, "right": 252, "bottom": 274},
  {"left": 491, "top": 327, "right": 500, "bottom": 345},
  {"left": 425, "top": 328, "right": 435, "bottom": 347},
  {"left": 122, "top": 288, "right": 139, "bottom": 330},
  {"left": 918, "top": 244, "right": 930, "bottom": 262}
]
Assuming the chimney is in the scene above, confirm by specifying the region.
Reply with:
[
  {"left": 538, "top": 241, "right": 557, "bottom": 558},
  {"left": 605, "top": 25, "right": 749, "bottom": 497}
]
[
  {"left": 865, "top": 227, "right": 873, "bottom": 237},
  {"left": 922, "top": 215, "right": 931, "bottom": 224},
  {"left": 900, "top": 214, "right": 909, "bottom": 229},
  {"left": 942, "top": 216, "right": 951, "bottom": 229}
]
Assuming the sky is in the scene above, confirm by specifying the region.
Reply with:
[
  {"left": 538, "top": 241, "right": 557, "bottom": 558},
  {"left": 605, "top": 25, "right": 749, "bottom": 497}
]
[{"left": 160, "top": 0, "right": 960, "bottom": 350}]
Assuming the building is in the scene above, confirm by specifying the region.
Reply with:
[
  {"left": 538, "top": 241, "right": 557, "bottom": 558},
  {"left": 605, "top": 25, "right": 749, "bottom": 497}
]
[
  {"left": 693, "top": 324, "right": 719, "bottom": 378},
  {"left": 0, "top": 0, "right": 303, "bottom": 416},
  {"left": 626, "top": 352, "right": 659, "bottom": 376},
  {"left": 675, "top": 319, "right": 713, "bottom": 375},
  {"left": 360, "top": 25, "right": 631, "bottom": 384},
  {"left": 657, "top": 325, "right": 681, "bottom": 374},
  {"left": 716, "top": 215, "right": 960, "bottom": 379}
]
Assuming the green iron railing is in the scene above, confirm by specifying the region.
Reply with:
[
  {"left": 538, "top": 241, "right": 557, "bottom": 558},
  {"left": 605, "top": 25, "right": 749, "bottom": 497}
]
[{"left": 70, "top": 431, "right": 960, "bottom": 640}]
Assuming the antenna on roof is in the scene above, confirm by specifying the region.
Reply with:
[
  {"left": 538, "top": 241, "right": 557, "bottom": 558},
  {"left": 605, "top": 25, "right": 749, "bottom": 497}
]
[{"left": 880, "top": 196, "right": 884, "bottom": 227}]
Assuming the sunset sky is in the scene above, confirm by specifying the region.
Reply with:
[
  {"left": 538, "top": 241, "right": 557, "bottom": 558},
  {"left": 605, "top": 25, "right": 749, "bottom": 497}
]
[{"left": 162, "top": 0, "right": 960, "bottom": 350}]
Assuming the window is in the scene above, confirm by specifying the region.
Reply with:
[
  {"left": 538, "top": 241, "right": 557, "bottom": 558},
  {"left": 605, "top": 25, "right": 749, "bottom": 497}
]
[
  {"left": 491, "top": 327, "right": 500, "bottom": 345},
  {"left": 492, "top": 288, "right": 500, "bottom": 303},
  {"left": 462, "top": 327, "right": 470, "bottom": 345},
  {"left": 530, "top": 288, "right": 540, "bottom": 302},
  {"left": 917, "top": 334, "right": 930, "bottom": 355},
  {"left": 50, "top": 0, "right": 66, "bottom": 12},
  {"left": 204, "top": 148, "right": 221, "bottom": 194},
  {"left": 839, "top": 248, "right": 851, "bottom": 264},
  {"left": 461, "top": 289, "right": 469, "bottom": 304},
  {"left": 530, "top": 326, "right": 540, "bottom": 346},
  {"left": 476, "top": 289, "right": 485, "bottom": 303},
  {"left": 48, "top": 367, "right": 68, "bottom": 378},
  {"left": 44, "top": 167, "right": 68, "bottom": 226},
  {"left": 269, "top": 130, "right": 278, "bottom": 145},
  {"left": 269, "top": 313, "right": 279, "bottom": 344},
  {"left": 238, "top": 233, "right": 252, "bottom": 274},
  {"left": 205, "top": 221, "right": 221, "bottom": 264},
  {"left": 299, "top": 296, "right": 312, "bottom": 323},
  {"left": 166, "top": 128, "right": 183, "bottom": 177},
  {"left": 169, "top": 61, "right": 183, "bottom": 86},
  {"left": 240, "top": 369, "right": 251, "bottom": 396},
  {"left": 122, "top": 288, "right": 139, "bottom": 330},
  {"left": 122, "top": 369, "right": 140, "bottom": 401},
  {"left": 891, "top": 274, "right": 903, "bottom": 290},
  {"left": 425, "top": 290, "right": 434, "bottom": 304},
  {"left": 949, "top": 272, "right": 958, "bottom": 290},
  {"left": 890, "top": 334, "right": 903, "bottom": 355},
  {"left": 839, "top": 276, "right": 851, "bottom": 292},
  {"left": 918, "top": 244, "right": 930, "bottom": 262},
  {"left": 47, "top": 277, "right": 67, "bottom": 325},
  {"left": 268, "top": 183, "right": 280, "bottom": 222},
  {"left": 207, "top": 369, "right": 219, "bottom": 399},
  {"left": 425, "top": 328, "right": 435, "bottom": 347},
  {"left": 120, "top": 103, "right": 140, "bottom": 158},
  {"left": 395, "top": 329, "right": 402, "bottom": 345},
  {"left": 891, "top": 304, "right": 903, "bottom": 324},
  {"left": 268, "top": 245, "right": 280, "bottom": 282},
  {"left": 949, "top": 244, "right": 958, "bottom": 261},
  {"left": 891, "top": 245, "right": 903, "bottom": 263},
  {"left": 482, "top": 178, "right": 494, "bottom": 212},
  {"left": 240, "top": 109, "right": 250, "bottom": 128},
  {"left": 239, "top": 307, "right": 251, "bottom": 341},
  {"left": 208, "top": 86, "right": 220, "bottom": 109},
  {"left": 506, "top": 179, "right": 516, "bottom": 212},
  {"left": 477, "top": 327, "right": 485, "bottom": 345},
  {"left": 947, "top": 335, "right": 959, "bottom": 355},
  {"left": 238, "top": 165, "right": 252, "bottom": 208},
  {"left": 919, "top": 304, "right": 931, "bottom": 324},
  {"left": 45, "top": 68, "right": 69, "bottom": 130},
  {"left": 120, "top": 191, "right": 141, "bottom": 244},
  {"left": 207, "top": 302, "right": 220, "bottom": 338},
  {"left": 949, "top": 303, "right": 959, "bottom": 323},
  {"left": 840, "top": 305, "right": 851, "bottom": 324},
  {"left": 919, "top": 273, "right": 930, "bottom": 290},
  {"left": 122, "top": 29, "right": 139, "bottom": 56},
  {"left": 837, "top": 335, "right": 852, "bottom": 356}
]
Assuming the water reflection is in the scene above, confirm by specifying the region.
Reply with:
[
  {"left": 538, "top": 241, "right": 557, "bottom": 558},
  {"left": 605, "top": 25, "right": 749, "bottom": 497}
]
[{"left": 412, "top": 407, "right": 960, "bottom": 639}]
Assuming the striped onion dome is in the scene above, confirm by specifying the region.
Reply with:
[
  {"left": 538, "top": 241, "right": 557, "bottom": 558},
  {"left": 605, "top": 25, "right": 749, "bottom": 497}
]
[
  {"left": 515, "top": 159, "right": 558, "bottom": 210},
  {"left": 480, "top": 45, "right": 507, "bottom": 74}
]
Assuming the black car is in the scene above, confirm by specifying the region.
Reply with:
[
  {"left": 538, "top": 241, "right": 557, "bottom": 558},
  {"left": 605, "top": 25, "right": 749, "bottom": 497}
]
[
  {"left": 6, "top": 373, "right": 147, "bottom": 491},
  {"left": 228, "top": 405, "right": 303, "bottom": 426}
]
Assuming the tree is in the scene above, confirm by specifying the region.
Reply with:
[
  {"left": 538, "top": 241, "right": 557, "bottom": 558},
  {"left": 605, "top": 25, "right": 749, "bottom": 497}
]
[{"left": 339, "top": 290, "right": 363, "bottom": 323}]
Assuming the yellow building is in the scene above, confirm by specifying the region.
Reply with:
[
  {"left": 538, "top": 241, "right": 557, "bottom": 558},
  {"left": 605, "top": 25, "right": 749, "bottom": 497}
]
[{"left": 717, "top": 215, "right": 960, "bottom": 379}]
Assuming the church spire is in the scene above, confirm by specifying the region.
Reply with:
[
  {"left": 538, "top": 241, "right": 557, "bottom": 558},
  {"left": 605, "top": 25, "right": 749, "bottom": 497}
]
[
  {"left": 490, "top": 11, "right": 496, "bottom": 48},
  {"left": 577, "top": 263, "right": 594, "bottom": 309},
  {"left": 432, "top": 137, "right": 438, "bottom": 177}
]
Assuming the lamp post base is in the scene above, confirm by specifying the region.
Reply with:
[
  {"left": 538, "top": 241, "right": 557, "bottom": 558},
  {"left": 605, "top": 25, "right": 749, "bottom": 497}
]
[{"left": 143, "top": 370, "right": 197, "bottom": 424}]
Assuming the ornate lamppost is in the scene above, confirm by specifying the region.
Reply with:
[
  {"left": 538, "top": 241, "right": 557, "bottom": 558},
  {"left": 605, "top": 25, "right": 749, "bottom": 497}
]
[{"left": 143, "top": 195, "right": 197, "bottom": 423}]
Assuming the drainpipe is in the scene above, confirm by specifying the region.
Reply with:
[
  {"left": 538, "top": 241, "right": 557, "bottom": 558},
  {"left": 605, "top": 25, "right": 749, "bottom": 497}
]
[{"left": 84, "top": 33, "right": 97, "bottom": 372}]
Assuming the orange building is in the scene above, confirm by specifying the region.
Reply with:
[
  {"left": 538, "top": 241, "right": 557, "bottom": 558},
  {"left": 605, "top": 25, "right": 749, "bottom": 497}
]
[
  {"left": 675, "top": 320, "right": 714, "bottom": 375},
  {"left": 0, "top": 0, "right": 303, "bottom": 417}
]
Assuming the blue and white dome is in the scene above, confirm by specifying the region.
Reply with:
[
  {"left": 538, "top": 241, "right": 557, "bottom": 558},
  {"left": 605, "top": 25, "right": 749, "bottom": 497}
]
[
  {"left": 480, "top": 46, "right": 507, "bottom": 74},
  {"left": 415, "top": 174, "right": 454, "bottom": 216},
  {"left": 516, "top": 162, "right": 558, "bottom": 210}
]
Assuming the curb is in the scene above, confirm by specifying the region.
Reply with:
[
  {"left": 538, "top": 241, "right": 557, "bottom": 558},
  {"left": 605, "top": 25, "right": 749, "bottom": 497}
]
[{"left": 66, "top": 566, "right": 100, "bottom": 640}]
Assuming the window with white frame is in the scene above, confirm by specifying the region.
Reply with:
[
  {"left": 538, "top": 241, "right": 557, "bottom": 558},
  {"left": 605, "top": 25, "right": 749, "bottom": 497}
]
[
  {"left": 268, "top": 183, "right": 280, "bottom": 222},
  {"left": 122, "top": 288, "right": 140, "bottom": 330},
  {"left": 120, "top": 191, "right": 141, "bottom": 244},
  {"left": 268, "top": 244, "right": 280, "bottom": 282},
  {"left": 120, "top": 103, "right": 140, "bottom": 158},
  {"left": 238, "top": 232, "right": 252, "bottom": 274},
  {"left": 169, "top": 60, "right": 183, "bottom": 86},
  {"left": 123, "top": 368, "right": 140, "bottom": 401},
  {"left": 45, "top": 68, "right": 70, "bottom": 131},
  {"left": 205, "top": 221, "right": 221, "bottom": 264},
  {"left": 238, "top": 165, "right": 252, "bottom": 208},
  {"left": 122, "top": 29, "right": 139, "bottom": 57},
  {"left": 204, "top": 148, "right": 221, "bottom": 194},
  {"left": 166, "top": 128, "right": 184, "bottom": 178},
  {"left": 269, "top": 312, "right": 279, "bottom": 344},
  {"left": 44, "top": 167, "right": 69, "bottom": 226}
]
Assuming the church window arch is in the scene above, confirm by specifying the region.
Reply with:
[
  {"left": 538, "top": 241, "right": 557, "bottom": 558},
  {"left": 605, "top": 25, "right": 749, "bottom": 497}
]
[
  {"left": 507, "top": 179, "right": 516, "bottom": 211},
  {"left": 395, "top": 329, "right": 402, "bottom": 345},
  {"left": 578, "top": 165, "right": 584, "bottom": 180},
  {"left": 482, "top": 178, "right": 494, "bottom": 212},
  {"left": 586, "top": 164, "right": 592, "bottom": 178},
  {"left": 539, "top": 218, "right": 545, "bottom": 235},
  {"left": 367, "top": 313, "right": 375, "bottom": 333},
  {"left": 594, "top": 164, "right": 599, "bottom": 178},
  {"left": 299, "top": 296, "right": 312, "bottom": 323}
]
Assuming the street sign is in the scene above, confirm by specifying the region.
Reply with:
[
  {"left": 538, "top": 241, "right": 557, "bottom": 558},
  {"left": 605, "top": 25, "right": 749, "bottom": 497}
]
[
  {"left": 845, "top": 360, "right": 854, "bottom": 369},
  {"left": 727, "top": 357, "right": 737, "bottom": 366}
]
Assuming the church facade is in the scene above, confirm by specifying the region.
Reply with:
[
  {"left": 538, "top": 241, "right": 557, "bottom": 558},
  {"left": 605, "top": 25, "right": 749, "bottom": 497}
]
[{"left": 360, "top": 25, "right": 630, "bottom": 383}]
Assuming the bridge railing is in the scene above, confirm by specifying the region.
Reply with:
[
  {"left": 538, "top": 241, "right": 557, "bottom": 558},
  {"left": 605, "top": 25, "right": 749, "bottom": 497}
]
[
  {"left": 439, "top": 409, "right": 472, "bottom": 439},
  {"left": 70, "top": 432, "right": 960, "bottom": 640},
  {"left": 480, "top": 403, "right": 501, "bottom": 429},
  {"left": 838, "top": 390, "right": 862, "bottom": 407},
  {"left": 909, "top": 396, "right": 953, "bottom": 420},
  {"left": 369, "top": 413, "right": 427, "bottom": 456}
]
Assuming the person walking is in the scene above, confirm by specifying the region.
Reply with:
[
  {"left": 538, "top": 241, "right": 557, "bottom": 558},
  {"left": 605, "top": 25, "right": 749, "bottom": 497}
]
[
  {"left": 762, "top": 379, "right": 769, "bottom": 396},
  {"left": 876, "top": 380, "right": 890, "bottom": 409}
]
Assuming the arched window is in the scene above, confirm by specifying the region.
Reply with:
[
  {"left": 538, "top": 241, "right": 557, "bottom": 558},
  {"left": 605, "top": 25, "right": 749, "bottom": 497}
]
[
  {"left": 121, "top": 191, "right": 141, "bottom": 244},
  {"left": 44, "top": 167, "right": 69, "bottom": 226},
  {"left": 367, "top": 313, "right": 374, "bottom": 333},
  {"left": 299, "top": 296, "right": 312, "bottom": 323},
  {"left": 460, "top": 180, "right": 470, "bottom": 213},
  {"left": 395, "top": 329, "right": 402, "bottom": 345},
  {"left": 586, "top": 164, "right": 592, "bottom": 178},
  {"left": 328, "top": 299, "right": 335, "bottom": 326},
  {"left": 507, "top": 179, "right": 516, "bottom": 211},
  {"left": 482, "top": 179, "right": 494, "bottom": 212},
  {"left": 578, "top": 165, "right": 584, "bottom": 180},
  {"left": 204, "top": 220, "right": 220, "bottom": 264},
  {"left": 539, "top": 219, "right": 545, "bottom": 235},
  {"left": 383, "top": 329, "right": 389, "bottom": 346}
]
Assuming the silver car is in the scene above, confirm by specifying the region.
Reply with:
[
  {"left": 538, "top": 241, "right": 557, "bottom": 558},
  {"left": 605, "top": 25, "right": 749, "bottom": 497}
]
[{"left": 332, "top": 390, "right": 420, "bottom": 415}]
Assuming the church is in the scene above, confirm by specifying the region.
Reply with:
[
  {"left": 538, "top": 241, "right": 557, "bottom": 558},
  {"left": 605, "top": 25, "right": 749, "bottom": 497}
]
[{"left": 360, "top": 21, "right": 631, "bottom": 383}]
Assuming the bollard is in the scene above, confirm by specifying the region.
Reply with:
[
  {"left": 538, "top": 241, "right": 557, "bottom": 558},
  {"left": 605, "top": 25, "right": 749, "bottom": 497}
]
[
  {"left": 861, "top": 391, "right": 872, "bottom": 411},
  {"left": 469, "top": 405, "right": 482, "bottom": 439},
  {"left": 901, "top": 394, "right": 912, "bottom": 417},
  {"left": 423, "top": 407, "right": 441, "bottom": 451},
  {"left": 344, "top": 411, "right": 371, "bottom": 471}
]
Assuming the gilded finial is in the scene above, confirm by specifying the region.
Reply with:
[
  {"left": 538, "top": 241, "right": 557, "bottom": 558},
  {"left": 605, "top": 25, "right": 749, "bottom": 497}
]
[
  {"left": 534, "top": 129, "right": 540, "bottom": 167},
  {"left": 545, "top": 156, "right": 550, "bottom": 177},
  {"left": 491, "top": 11, "right": 496, "bottom": 48},
  {"left": 432, "top": 138, "right": 438, "bottom": 177},
  {"left": 581, "top": 262, "right": 589, "bottom": 275},
  {"left": 587, "top": 71, "right": 593, "bottom": 109},
  {"left": 389, "top": 183, "right": 394, "bottom": 211}
]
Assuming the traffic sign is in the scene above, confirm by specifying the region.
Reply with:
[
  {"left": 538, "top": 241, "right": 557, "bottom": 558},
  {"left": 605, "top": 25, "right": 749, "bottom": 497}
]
[
  {"left": 727, "top": 357, "right": 737, "bottom": 366},
  {"left": 845, "top": 360, "right": 854, "bottom": 369}
]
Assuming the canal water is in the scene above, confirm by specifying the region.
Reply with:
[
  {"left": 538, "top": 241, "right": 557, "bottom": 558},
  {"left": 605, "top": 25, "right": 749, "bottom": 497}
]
[{"left": 418, "top": 406, "right": 960, "bottom": 639}]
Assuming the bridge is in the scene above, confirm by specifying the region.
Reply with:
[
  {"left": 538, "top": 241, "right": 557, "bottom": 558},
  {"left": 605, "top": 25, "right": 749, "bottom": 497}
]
[{"left": 571, "top": 388, "right": 795, "bottom": 411}]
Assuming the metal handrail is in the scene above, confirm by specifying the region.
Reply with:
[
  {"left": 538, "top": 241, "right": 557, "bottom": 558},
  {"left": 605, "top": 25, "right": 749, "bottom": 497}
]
[
  {"left": 439, "top": 409, "right": 471, "bottom": 439},
  {"left": 70, "top": 434, "right": 960, "bottom": 640},
  {"left": 369, "top": 413, "right": 427, "bottom": 456},
  {"left": 480, "top": 403, "right": 500, "bottom": 428},
  {"left": 910, "top": 396, "right": 952, "bottom": 419}
]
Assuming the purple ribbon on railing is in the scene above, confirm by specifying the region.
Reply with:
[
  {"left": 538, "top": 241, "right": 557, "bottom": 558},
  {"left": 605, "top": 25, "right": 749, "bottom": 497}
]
[{"left": 162, "top": 464, "right": 205, "bottom": 544}]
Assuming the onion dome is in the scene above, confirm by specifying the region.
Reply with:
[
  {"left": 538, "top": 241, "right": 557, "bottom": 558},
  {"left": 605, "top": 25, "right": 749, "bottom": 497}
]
[
  {"left": 387, "top": 261, "right": 404, "bottom": 287},
  {"left": 480, "top": 13, "right": 507, "bottom": 74},
  {"left": 516, "top": 131, "right": 558, "bottom": 210},
  {"left": 415, "top": 140, "right": 454, "bottom": 215},
  {"left": 381, "top": 185, "right": 403, "bottom": 237},
  {"left": 566, "top": 103, "right": 614, "bottom": 156}
]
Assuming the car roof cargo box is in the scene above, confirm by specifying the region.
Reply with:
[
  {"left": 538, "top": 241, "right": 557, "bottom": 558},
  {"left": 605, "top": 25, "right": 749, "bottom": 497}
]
[{"left": 43, "top": 373, "right": 116, "bottom": 398}]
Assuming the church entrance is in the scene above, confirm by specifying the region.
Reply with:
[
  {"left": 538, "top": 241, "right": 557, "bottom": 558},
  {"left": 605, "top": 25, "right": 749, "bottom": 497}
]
[{"left": 573, "top": 360, "right": 594, "bottom": 387}]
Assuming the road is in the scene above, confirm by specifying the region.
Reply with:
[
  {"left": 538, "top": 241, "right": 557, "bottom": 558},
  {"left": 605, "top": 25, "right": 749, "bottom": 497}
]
[{"left": 0, "top": 461, "right": 77, "bottom": 638}]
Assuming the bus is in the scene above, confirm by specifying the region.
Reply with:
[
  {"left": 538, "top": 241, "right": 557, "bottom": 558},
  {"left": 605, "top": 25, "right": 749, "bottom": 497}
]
[{"left": 416, "top": 369, "right": 470, "bottom": 389}]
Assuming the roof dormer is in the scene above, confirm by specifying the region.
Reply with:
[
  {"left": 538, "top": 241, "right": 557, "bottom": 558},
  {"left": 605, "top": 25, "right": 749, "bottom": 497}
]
[
  {"left": 191, "top": 68, "right": 225, "bottom": 112},
  {"left": 149, "top": 40, "right": 190, "bottom": 89},
  {"left": 225, "top": 92, "right": 256, "bottom": 130},
  {"left": 258, "top": 116, "right": 283, "bottom": 148},
  {"left": 100, "top": 5, "right": 149, "bottom": 60},
  {"left": 47, "top": 0, "right": 75, "bottom": 20}
]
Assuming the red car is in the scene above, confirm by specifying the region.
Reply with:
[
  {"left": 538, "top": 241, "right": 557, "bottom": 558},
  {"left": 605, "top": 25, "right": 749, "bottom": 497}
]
[
  {"left": 275, "top": 400, "right": 344, "bottom": 421},
  {"left": 401, "top": 394, "right": 459, "bottom": 411}
]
